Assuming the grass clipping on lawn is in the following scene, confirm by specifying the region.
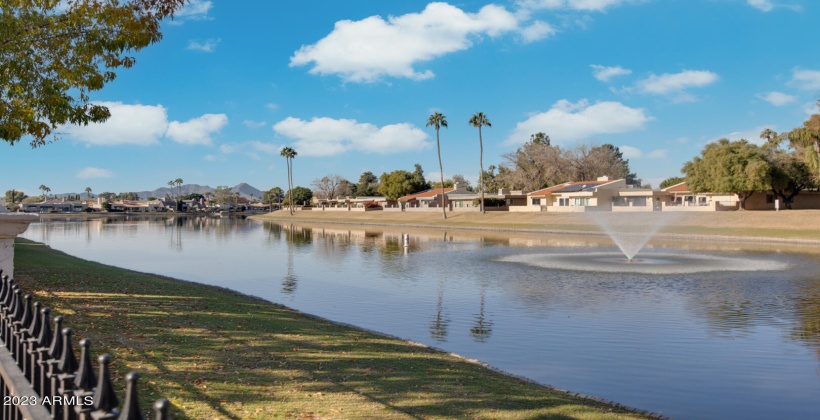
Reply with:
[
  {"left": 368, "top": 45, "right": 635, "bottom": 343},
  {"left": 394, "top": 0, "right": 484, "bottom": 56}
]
[{"left": 13, "top": 239, "right": 650, "bottom": 420}]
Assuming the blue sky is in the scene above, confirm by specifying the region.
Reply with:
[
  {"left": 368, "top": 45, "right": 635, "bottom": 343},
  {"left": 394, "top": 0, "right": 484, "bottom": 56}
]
[{"left": 4, "top": 0, "right": 820, "bottom": 196}]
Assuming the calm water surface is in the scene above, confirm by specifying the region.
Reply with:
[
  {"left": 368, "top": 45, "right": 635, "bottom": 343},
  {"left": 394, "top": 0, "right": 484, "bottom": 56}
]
[{"left": 21, "top": 216, "right": 820, "bottom": 420}]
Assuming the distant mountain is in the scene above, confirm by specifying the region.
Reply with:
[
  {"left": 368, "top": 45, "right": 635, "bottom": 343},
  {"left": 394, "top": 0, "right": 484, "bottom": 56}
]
[
  {"left": 138, "top": 183, "right": 264, "bottom": 200},
  {"left": 55, "top": 183, "right": 264, "bottom": 200}
]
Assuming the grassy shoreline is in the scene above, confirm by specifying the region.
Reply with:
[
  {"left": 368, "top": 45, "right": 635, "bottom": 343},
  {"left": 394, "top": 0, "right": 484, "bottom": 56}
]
[{"left": 14, "top": 238, "right": 653, "bottom": 419}]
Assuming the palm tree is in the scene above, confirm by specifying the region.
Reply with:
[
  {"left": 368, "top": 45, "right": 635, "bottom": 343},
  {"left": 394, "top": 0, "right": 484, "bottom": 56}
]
[
  {"left": 280, "top": 147, "right": 297, "bottom": 215},
  {"left": 174, "top": 178, "right": 183, "bottom": 199},
  {"left": 469, "top": 112, "right": 492, "bottom": 214},
  {"left": 167, "top": 180, "right": 175, "bottom": 200},
  {"left": 84, "top": 187, "right": 92, "bottom": 200},
  {"left": 426, "top": 112, "right": 448, "bottom": 219},
  {"left": 39, "top": 184, "right": 50, "bottom": 201}
]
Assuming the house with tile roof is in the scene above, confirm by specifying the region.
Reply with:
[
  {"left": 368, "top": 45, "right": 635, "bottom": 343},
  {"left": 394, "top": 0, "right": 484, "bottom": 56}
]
[
  {"left": 659, "top": 182, "right": 820, "bottom": 211},
  {"left": 399, "top": 186, "right": 457, "bottom": 211},
  {"left": 20, "top": 198, "right": 87, "bottom": 213},
  {"left": 521, "top": 176, "right": 626, "bottom": 212}
]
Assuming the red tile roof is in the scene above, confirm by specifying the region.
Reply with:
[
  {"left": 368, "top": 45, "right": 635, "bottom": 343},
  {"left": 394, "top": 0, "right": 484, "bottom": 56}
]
[
  {"left": 663, "top": 182, "right": 690, "bottom": 193},
  {"left": 399, "top": 187, "right": 455, "bottom": 202}
]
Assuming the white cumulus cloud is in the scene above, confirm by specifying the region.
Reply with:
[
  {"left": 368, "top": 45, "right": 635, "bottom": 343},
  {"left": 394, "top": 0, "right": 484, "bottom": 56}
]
[
  {"left": 289, "top": 3, "right": 519, "bottom": 83},
  {"left": 273, "top": 117, "right": 431, "bottom": 157},
  {"left": 165, "top": 114, "right": 228, "bottom": 146},
  {"left": 76, "top": 167, "right": 113, "bottom": 179},
  {"left": 636, "top": 70, "right": 719, "bottom": 96},
  {"left": 647, "top": 149, "right": 667, "bottom": 159},
  {"left": 504, "top": 99, "right": 652, "bottom": 146},
  {"left": 591, "top": 64, "right": 632, "bottom": 82},
  {"left": 756, "top": 91, "right": 796, "bottom": 106},
  {"left": 176, "top": 0, "right": 212, "bottom": 20},
  {"left": 788, "top": 69, "right": 820, "bottom": 90},
  {"left": 520, "top": 20, "right": 558, "bottom": 42},
  {"left": 62, "top": 102, "right": 168, "bottom": 146},
  {"left": 619, "top": 145, "right": 642, "bottom": 159},
  {"left": 187, "top": 38, "right": 220, "bottom": 52}
]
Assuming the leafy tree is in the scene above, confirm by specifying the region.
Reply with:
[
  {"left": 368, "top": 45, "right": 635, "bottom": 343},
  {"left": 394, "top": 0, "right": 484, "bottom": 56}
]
[
  {"left": 779, "top": 103, "right": 820, "bottom": 181},
  {"left": 682, "top": 139, "right": 774, "bottom": 210},
  {"left": 212, "top": 186, "right": 234, "bottom": 205},
  {"left": 426, "top": 112, "right": 448, "bottom": 219},
  {"left": 5, "top": 190, "right": 26, "bottom": 205},
  {"left": 378, "top": 169, "right": 427, "bottom": 200},
  {"left": 530, "top": 132, "right": 550, "bottom": 145},
  {"left": 412, "top": 163, "right": 429, "bottom": 189},
  {"left": 338, "top": 179, "right": 357, "bottom": 198},
  {"left": 286, "top": 187, "right": 313, "bottom": 206},
  {"left": 469, "top": 112, "right": 492, "bottom": 213},
  {"left": 98, "top": 192, "right": 116, "bottom": 202},
  {"left": 429, "top": 179, "right": 455, "bottom": 188},
  {"left": 1, "top": 0, "right": 185, "bottom": 146},
  {"left": 280, "top": 147, "right": 297, "bottom": 215},
  {"left": 181, "top": 193, "right": 205, "bottom": 201},
  {"left": 262, "top": 187, "right": 284, "bottom": 209},
  {"left": 769, "top": 148, "right": 815, "bottom": 209},
  {"left": 481, "top": 165, "right": 500, "bottom": 193},
  {"left": 431, "top": 175, "right": 472, "bottom": 190},
  {"left": 356, "top": 171, "right": 381, "bottom": 196},
  {"left": 119, "top": 192, "right": 139, "bottom": 201},
  {"left": 660, "top": 176, "right": 685, "bottom": 189}
]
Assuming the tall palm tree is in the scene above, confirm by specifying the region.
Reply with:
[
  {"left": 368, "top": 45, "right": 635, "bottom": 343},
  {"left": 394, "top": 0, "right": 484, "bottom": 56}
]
[
  {"left": 38, "top": 184, "right": 51, "bottom": 201},
  {"left": 280, "top": 147, "right": 297, "bottom": 215},
  {"left": 84, "top": 187, "right": 92, "bottom": 200},
  {"left": 426, "top": 112, "right": 448, "bottom": 220},
  {"left": 167, "top": 180, "right": 175, "bottom": 200},
  {"left": 469, "top": 112, "right": 492, "bottom": 214},
  {"left": 174, "top": 178, "right": 183, "bottom": 200}
]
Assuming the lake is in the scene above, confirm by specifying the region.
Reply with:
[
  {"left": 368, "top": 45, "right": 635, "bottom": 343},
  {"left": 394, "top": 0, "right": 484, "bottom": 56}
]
[{"left": 21, "top": 215, "right": 820, "bottom": 419}]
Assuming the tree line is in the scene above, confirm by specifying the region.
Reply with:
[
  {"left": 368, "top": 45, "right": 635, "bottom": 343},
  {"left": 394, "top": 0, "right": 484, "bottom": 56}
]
[{"left": 679, "top": 102, "right": 820, "bottom": 210}]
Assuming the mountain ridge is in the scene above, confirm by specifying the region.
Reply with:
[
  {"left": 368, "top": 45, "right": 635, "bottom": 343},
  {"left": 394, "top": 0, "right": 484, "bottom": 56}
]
[{"left": 56, "top": 183, "right": 265, "bottom": 200}]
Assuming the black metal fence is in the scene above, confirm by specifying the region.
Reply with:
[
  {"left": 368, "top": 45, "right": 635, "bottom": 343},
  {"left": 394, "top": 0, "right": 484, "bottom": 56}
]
[{"left": 0, "top": 271, "right": 170, "bottom": 420}]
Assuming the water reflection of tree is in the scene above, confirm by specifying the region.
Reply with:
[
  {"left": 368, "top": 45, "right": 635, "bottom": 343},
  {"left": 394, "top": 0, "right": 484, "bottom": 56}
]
[
  {"left": 429, "top": 280, "right": 450, "bottom": 342},
  {"left": 281, "top": 224, "right": 299, "bottom": 294},
  {"left": 788, "top": 279, "right": 820, "bottom": 359},
  {"left": 470, "top": 282, "right": 493, "bottom": 342}
]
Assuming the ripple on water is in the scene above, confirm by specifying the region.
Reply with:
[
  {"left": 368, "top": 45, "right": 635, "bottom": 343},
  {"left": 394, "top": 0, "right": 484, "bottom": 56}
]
[{"left": 497, "top": 251, "right": 791, "bottom": 274}]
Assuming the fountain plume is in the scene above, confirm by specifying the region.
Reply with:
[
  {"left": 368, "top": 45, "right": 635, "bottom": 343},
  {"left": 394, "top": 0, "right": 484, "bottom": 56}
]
[{"left": 586, "top": 212, "right": 678, "bottom": 260}]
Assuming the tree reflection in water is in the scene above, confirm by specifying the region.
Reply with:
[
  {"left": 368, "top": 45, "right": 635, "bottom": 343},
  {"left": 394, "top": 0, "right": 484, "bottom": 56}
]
[{"left": 470, "top": 282, "right": 493, "bottom": 342}]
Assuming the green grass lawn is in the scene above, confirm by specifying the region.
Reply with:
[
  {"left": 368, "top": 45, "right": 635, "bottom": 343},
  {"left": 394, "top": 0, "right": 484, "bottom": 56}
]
[{"left": 13, "top": 239, "right": 652, "bottom": 419}]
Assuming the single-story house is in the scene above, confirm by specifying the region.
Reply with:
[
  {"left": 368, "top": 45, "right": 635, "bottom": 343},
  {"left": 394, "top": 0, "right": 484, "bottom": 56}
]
[
  {"left": 520, "top": 177, "right": 626, "bottom": 212},
  {"left": 21, "top": 199, "right": 87, "bottom": 213}
]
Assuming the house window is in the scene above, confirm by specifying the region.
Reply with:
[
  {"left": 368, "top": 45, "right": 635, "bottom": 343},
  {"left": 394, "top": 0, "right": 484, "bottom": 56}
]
[
  {"left": 573, "top": 197, "right": 590, "bottom": 206},
  {"left": 532, "top": 198, "right": 541, "bottom": 205},
  {"left": 558, "top": 198, "right": 569, "bottom": 206},
  {"left": 766, "top": 194, "right": 774, "bottom": 204}
]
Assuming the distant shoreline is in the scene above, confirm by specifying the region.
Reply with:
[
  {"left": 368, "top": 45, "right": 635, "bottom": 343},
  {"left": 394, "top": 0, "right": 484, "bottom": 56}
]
[{"left": 252, "top": 209, "right": 820, "bottom": 244}]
